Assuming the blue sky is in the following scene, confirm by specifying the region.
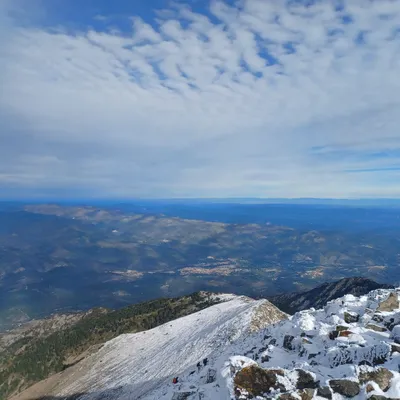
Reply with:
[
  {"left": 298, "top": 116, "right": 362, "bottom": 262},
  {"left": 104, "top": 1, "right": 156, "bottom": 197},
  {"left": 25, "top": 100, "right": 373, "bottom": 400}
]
[{"left": 1, "top": 0, "right": 400, "bottom": 199}]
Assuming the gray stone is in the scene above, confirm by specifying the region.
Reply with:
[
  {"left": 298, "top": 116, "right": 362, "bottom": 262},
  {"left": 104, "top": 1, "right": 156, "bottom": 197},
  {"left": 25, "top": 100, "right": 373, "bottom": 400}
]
[
  {"left": 317, "top": 386, "right": 332, "bottom": 399},
  {"left": 283, "top": 335, "right": 295, "bottom": 351},
  {"left": 329, "top": 379, "right": 360, "bottom": 398},
  {"left": 344, "top": 311, "right": 360, "bottom": 324},
  {"left": 295, "top": 369, "right": 319, "bottom": 390}
]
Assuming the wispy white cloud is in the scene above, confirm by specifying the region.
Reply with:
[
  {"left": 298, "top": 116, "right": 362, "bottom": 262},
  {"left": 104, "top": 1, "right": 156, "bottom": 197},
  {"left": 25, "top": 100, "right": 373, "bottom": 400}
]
[{"left": 1, "top": 0, "right": 400, "bottom": 198}]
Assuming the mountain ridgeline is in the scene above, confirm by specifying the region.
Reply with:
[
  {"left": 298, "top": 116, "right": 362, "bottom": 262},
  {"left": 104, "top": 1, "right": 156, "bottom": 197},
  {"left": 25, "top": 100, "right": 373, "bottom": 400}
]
[{"left": 268, "top": 277, "right": 394, "bottom": 314}]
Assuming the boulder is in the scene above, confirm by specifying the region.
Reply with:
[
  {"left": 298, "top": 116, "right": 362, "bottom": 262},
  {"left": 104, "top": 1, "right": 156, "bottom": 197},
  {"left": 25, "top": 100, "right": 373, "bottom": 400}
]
[
  {"left": 299, "top": 388, "right": 315, "bottom": 400},
  {"left": 344, "top": 312, "right": 360, "bottom": 324},
  {"left": 234, "top": 365, "right": 286, "bottom": 397},
  {"left": 283, "top": 335, "right": 295, "bottom": 351},
  {"left": 366, "top": 324, "right": 387, "bottom": 332},
  {"left": 377, "top": 292, "right": 399, "bottom": 312},
  {"left": 316, "top": 386, "right": 332, "bottom": 399},
  {"left": 368, "top": 396, "right": 389, "bottom": 400},
  {"left": 329, "top": 379, "right": 360, "bottom": 398},
  {"left": 295, "top": 369, "right": 319, "bottom": 390},
  {"left": 359, "top": 368, "right": 393, "bottom": 392}
]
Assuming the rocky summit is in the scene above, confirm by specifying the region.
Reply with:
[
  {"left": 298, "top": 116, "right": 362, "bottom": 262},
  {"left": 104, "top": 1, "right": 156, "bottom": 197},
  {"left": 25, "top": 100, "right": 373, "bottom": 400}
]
[{"left": 151, "top": 287, "right": 400, "bottom": 400}]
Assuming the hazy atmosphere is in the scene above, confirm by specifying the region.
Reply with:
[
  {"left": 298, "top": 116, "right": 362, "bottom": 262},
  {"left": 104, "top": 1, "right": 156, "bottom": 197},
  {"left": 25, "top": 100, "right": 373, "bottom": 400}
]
[{"left": 1, "top": 0, "right": 400, "bottom": 199}]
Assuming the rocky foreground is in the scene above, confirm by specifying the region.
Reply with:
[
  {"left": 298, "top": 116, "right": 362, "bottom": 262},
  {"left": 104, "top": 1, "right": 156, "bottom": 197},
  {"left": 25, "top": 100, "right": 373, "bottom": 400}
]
[{"left": 163, "top": 288, "right": 400, "bottom": 400}]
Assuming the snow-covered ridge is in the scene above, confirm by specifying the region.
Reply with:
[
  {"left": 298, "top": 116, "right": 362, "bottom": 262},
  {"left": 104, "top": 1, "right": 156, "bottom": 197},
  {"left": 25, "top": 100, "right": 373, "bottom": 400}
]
[
  {"left": 13, "top": 295, "right": 286, "bottom": 400},
  {"left": 159, "top": 287, "right": 400, "bottom": 400}
]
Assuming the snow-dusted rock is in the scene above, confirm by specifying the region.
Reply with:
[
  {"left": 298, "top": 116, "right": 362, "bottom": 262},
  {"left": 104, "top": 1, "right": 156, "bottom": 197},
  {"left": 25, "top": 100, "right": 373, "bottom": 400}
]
[
  {"left": 359, "top": 368, "right": 393, "bottom": 392},
  {"left": 329, "top": 379, "right": 360, "bottom": 397}
]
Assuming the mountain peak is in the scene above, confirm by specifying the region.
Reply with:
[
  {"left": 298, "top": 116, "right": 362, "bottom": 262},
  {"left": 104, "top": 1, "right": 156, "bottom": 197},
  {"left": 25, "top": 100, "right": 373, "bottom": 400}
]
[{"left": 269, "top": 276, "right": 393, "bottom": 314}]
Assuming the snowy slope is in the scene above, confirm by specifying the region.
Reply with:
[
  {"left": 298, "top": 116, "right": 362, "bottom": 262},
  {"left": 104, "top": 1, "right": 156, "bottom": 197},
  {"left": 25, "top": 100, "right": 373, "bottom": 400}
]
[{"left": 29, "top": 295, "right": 286, "bottom": 400}]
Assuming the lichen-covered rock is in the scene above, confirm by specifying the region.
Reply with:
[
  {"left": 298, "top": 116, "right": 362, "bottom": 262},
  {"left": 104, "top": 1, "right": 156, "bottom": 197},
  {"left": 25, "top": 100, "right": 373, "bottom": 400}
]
[
  {"left": 329, "top": 379, "right": 360, "bottom": 398},
  {"left": 234, "top": 365, "right": 286, "bottom": 397},
  {"left": 295, "top": 369, "right": 319, "bottom": 390},
  {"left": 377, "top": 292, "right": 399, "bottom": 312},
  {"left": 359, "top": 368, "right": 393, "bottom": 392},
  {"left": 316, "top": 386, "right": 332, "bottom": 399},
  {"left": 344, "top": 311, "right": 360, "bottom": 324},
  {"left": 299, "top": 388, "right": 315, "bottom": 400}
]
